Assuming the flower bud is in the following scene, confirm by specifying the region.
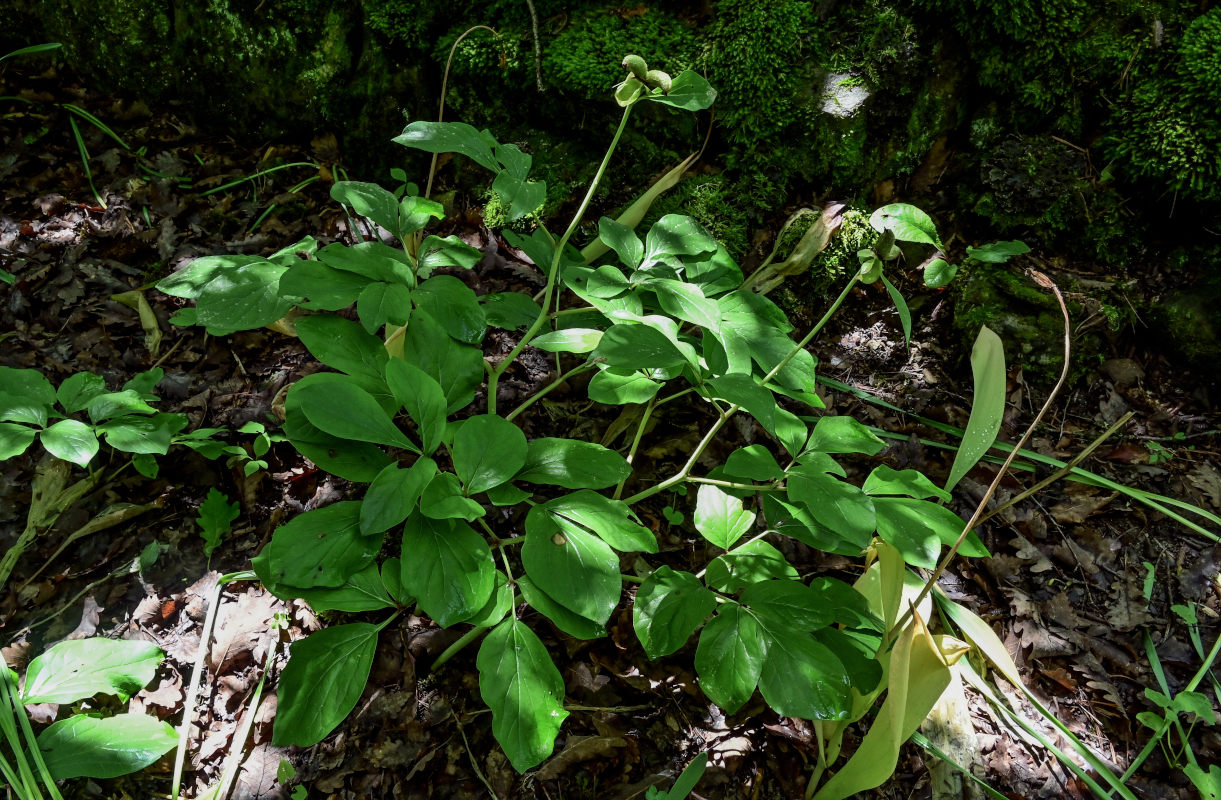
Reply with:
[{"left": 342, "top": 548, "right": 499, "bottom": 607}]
[
  {"left": 621, "top": 54, "right": 648, "bottom": 81},
  {"left": 644, "top": 69, "right": 672, "bottom": 94}
]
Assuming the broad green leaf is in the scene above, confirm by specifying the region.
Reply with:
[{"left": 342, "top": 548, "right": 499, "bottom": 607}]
[
  {"left": 483, "top": 292, "right": 543, "bottom": 329},
  {"left": 862, "top": 465, "right": 951, "bottom": 502},
  {"left": 1184, "top": 764, "right": 1221, "bottom": 800},
  {"left": 756, "top": 626, "right": 851, "bottom": 721},
  {"left": 517, "top": 576, "right": 607, "bottom": 639},
  {"left": 762, "top": 494, "right": 854, "bottom": 554},
  {"left": 413, "top": 274, "right": 486, "bottom": 344},
  {"left": 296, "top": 563, "right": 396, "bottom": 613},
  {"left": 704, "top": 540, "right": 796, "bottom": 593},
  {"left": 966, "top": 240, "right": 1030, "bottom": 264},
  {"left": 282, "top": 392, "right": 392, "bottom": 482},
  {"left": 23, "top": 639, "right": 163, "bottom": 704},
  {"left": 704, "top": 374, "right": 806, "bottom": 457},
  {"left": 647, "top": 70, "right": 717, "bottom": 111},
  {"left": 597, "top": 324, "right": 689, "bottom": 370},
  {"left": 359, "top": 458, "right": 436, "bottom": 535},
  {"left": 869, "top": 203, "right": 943, "bottom": 249},
  {"left": 644, "top": 214, "right": 717, "bottom": 263},
  {"left": 522, "top": 507, "right": 621, "bottom": 625},
  {"left": 716, "top": 291, "right": 820, "bottom": 401},
  {"left": 39, "top": 419, "right": 98, "bottom": 467},
  {"left": 280, "top": 260, "right": 371, "bottom": 310},
  {"left": 316, "top": 242, "right": 414, "bottom": 285},
  {"left": 381, "top": 558, "right": 413, "bottom": 606},
  {"left": 154, "top": 254, "right": 264, "bottom": 300},
  {"left": 398, "top": 195, "right": 445, "bottom": 237},
  {"left": 723, "top": 445, "right": 785, "bottom": 481},
  {"left": 491, "top": 169, "right": 546, "bottom": 221},
  {"left": 401, "top": 309, "right": 485, "bottom": 413},
  {"left": 57, "top": 372, "right": 107, "bottom": 413},
  {"left": 385, "top": 359, "right": 448, "bottom": 454},
  {"left": 516, "top": 438, "right": 631, "bottom": 490},
  {"left": 0, "top": 368, "right": 53, "bottom": 423},
  {"left": 633, "top": 566, "right": 716, "bottom": 659},
  {"left": 598, "top": 216, "right": 643, "bottom": 268},
  {"left": 99, "top": 413, "right": 186, "bottom": 455},
  {"left": 393, "top": 121, "right": 500, "bottom": 172},
  {"left": 808, "top": 576, "right": 885, "bottom": 631},
  {"left": 294, "top": 315, "right": 388, "bottom": 383},
  {"left": 666, "top": 752, "right": 710, "bottom": 800},
  {"left": 453, "top": 414, "right": 528, "bottom": 494},
  {"left": 86, "top": 390, "right": 156, "bottom": 422},
  {"left": 880, "top": 275, "right": 912, "bottom": 346},
  {"left": 0, "top": 422, "right": 37, "bottom": 459},
  {"left": 356, "top": 281, "right": 413, "bottom": 333},
  {"left": 331, "top": 181, "right": 400, "bottom": 234},
  {"left": 416, "top": 235, "right": 482, "bottom": 278},
  {"left": 693, "top": 484, "right": 754, "bottom": 550},
  {"left": 804, "top": 415, "right": 885, "bottom": 456},
  {"left": 695, "top": 605, "right": 765, "bottom": 713},
  {"left": 544, "top": 490, "right": 657, "bottom": 553},
  {"left": 194, "top": 261, "right": 292, "bottom": 333},
  {"left": 786, "top": 467, "right": 877, "bottom": 550},
  {"left": 254, "top": 502, "right": 375, "bottom": 589},
  {"left": 419, "top": 472, "right": 486, "bottom": 520},
  {"left": 649, "top": 278, "right": 722, "bottom": 331},
  {"left": 400, "top": 514, "right": 495, "bottom": 626},
  {"left": 739, "top": 580, "right": 833, "bottom": 632},
  {"left": 814, "top": 627, "right": 883, "bottom": 694},
  {"left": 685, "top": 243, "right": 744, "bottom": 296},
  {"left": 873, "top": 496, "right": 989, "bottom": 569},
  {"left": 486, "top": 482, "right": 533, "bottom": 506},
  {"left": 477, "top": 617, "right": 569, "bottom": 772},
  {"left": 923, "top": 258, "right": 958, "bottom": 288},
  {"left": 39, "top": 714, "right": 177, "bottom": 780},
  {"left": 531, "top": 328, "right": 603, "bottom": 353},
  {"left": 582, "top": 265, "right": 632, "bottom": 298},
  {"left": 703, "top": 322, "right": 753, "bottom": 377},
  {"left": 267, "top": 235, "right": 319, "bottom": 265},
  {"left": 587, "top": 368, "right": 661, "bottom": 404},
  {"left": 465, "top": 571, "right": 513, "bottom": 628},
  {"left": 292, "top": 375, "right": 417, "bottom": 452},
  {"left": 273, "top": 623, "right": 379, "bottom": 746},
  {"left": 944, "top": 325, "right": 1005, "bottom": 492}
]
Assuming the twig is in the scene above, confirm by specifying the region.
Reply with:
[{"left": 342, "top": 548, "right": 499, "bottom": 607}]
[{"left": 452, "top": 708, "right": 502, "bottom": 799}]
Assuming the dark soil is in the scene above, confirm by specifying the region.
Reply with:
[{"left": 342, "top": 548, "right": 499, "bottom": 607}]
[{"left": 2, "top": 61, "right": 1220, "bottom": 800}]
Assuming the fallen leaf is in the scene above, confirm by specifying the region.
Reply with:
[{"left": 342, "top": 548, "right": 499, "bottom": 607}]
[{"left": 536, "top": 735, "right": 627, "bottom": 780}]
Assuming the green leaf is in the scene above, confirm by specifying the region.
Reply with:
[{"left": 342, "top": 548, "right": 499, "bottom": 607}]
[
  {"left": 693, "top": 484, "right": 754, "bottom": 550},
  {"left": 483, "top": 292, "right": 543, "bottom": 329},
  {"left": 739, "top": 580, "right": 834, "bottom": 631},
  {"left": 282, "top": 391, "right": 392, "bottom": 482},
  {"left": 453, "top": 415, "right": 529, "bottom": 494},
  {"left": 804, "top": 415, "right": 885, "bottom": 456},
  {"left": 57, "top": 372, "right": 107, "bottom": 413},
  {"left": 587, "top": 368, "right": 662, "bottom": 405},
  {"left": 402, "top": 309, "right": 485, "bottom": 413},
  {"left": 398, "top": 195, "right": 445, "bottom": 238},
  {"left": 330, "top": 181, "right": 399, "bottom": 234},
  {"left": 647, "top": 70, "right": 717, "bottom": 111},
  {"left": 99, "top": 413, "right": 187, "bottom": 455},
  {"left": 1184, "top": 763, "right": 1221, "bottom": 800},
  {"left": 155, "top": 254, "right": 265, "bottom": 300},
  {"left": 486, "top": 482, "right": 532, "bottom": 506},
  {"left": 417, "top": 235, "right": 483, "bottom": 279},
  {"left": 39, "top": 419, "right": 99, "bottom": 467},
  {"left": 385, "top": 359, "right": 448, "bottom": 454},
  {"left": 517, "top": 576, "right": 607, "bottom": 639},
  {"left": 599, "top": 216, "right": 643, "bottom": 268},
  {"left": 356, "top": 282, "right": 413, "bottom": 334},
  {"left": 704, "top": 540, "right": 796, "bottom": 593},
  {"left": 869, "top": 204, "right": 943, "bottom": 249},
  {"left": 597, "top": 324, "right": 689, "bottom": 371},
  {"left": 39, "top": 714, "right": 177, "bottom": 780},
  {"left": 477, "top": 617, "right": 569, "bottom": 772},
  {"left": 267, "top": 235, "right": 319, "bottom": 265},
  {"left": 0, "top": 422, "right": 37, "bottom": 460},
  {"left": 516, "top": 438, "right": 631, "bottom": 490},
  {"left": 923, "top": 258, "right": 958, "bottom": 288},
  {"left": 86, "top": 390, "right": 156, "bottom": 422},
  {"left": 273, "top": 623, "right": 379, "bottom": 746},
  {"left": 755, "top": 625, "right": 851, "bottom": 721},
  {"left": 522, "top": 506, "right": 621, "bottom": 625},
  {"left": 0, "top": 368, "right": 54, "bottom": 422},
  {"left": 945, "top": 325, "right": 1005, "bottom": 492},
  {"left": 716, "top": 291, "right": 820, "bottom": 401},
  {"left": 633, "top": 566, "right": 716, "bottom": 659},
  {"left": 413, "top": 274, "right": 486, "bottom": 344},
  {"left": 295, "top": 563, "right": 397, "bottom": 613},
  {"left": 316, "top": 242, "right": 414, "bottom": 285},
  {"left": 762, "top": 494, "right": 857, "bottom": 554},
  {"left": 295, "top": 315, "right": 388, "bottom": 383},
  {"left": 644, "top": 215, "right": 718, "bottom": 263},
  {"left": 491, "top": 169, "right": 546, "bottom": 221},
  {"left": 862, "top": 465, "right": 951, "bottom": 502},
  {"left": 544, "top": 490, "right": 658, "bottom": 553},
  {"left": 419, "top": 472, "right": 486, "bottom": 520},
  {"left": 254, "top": 502, "right": 375, "bottom": 589},
  {"left": 649, "top": 279, "right": 722, "bottom": 331},
  {"left": 966, "top": 240, "right": 1030, "bottom": 264},
  {"left": 465, "top": 571, "right": 513, "bottom": 628},
  {"left": 195, "top": 260, "right": 292, "bottom": 334},
  {"left": 786, "top": 467, "right": 877, "bottom": 550},
  {"left": 292, "top": 374, "right": 417, "bottom": 452},
  {"left": 723, "top": 445, "right": 785, "bottom": 481},
  {"left": 359, "top": 458, "right": 436, "bottom": 535},
  {"left": 704, "top": 374, "right": 806, "bottom": 457},
  {"left": 873, "top": 497, "right": 988, "bottom": 569},
  {"left": 695, "top": 604, "right": 765, "bottom": 713},
  {"left": 196, "top": 487, "right": 239, "bottom": 557},
  {"left": 393, "top": 121, "right": 500, "bottom": 172},
  {"left": 23, "top": 638, "right": 162, "bottom": 704},
  {"left": 400, "top": 513, "right": 495, "bottom": 626},
  {"left": 531, "top": 328, "right": 603, "bottom": 354},
  {"left": 880, "top": 275, "right": 912, "bottom": 346}
]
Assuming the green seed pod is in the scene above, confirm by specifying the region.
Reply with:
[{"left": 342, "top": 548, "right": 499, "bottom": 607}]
[
  {"left": 621, "top": 54, "right": 648, "bottom": 81},
  {"left": 644, "top": 69, "right": 672, "bottom": 94}
]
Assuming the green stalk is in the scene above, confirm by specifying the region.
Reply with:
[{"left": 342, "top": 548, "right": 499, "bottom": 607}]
[
  {"left": 0, "top": 667, "right": 43, "bottom": 800},
  {"left": 613, "top": 395, "right": 659, "bottom": 500},
  {"left": 199, "top": 162, "right": 319, "bottom": 196},
  {"left": 504, "top": 360, "right": 597, "bottom": 422},
  {"left": 487, "top": 103, "right": 635, "bottom": 415}
]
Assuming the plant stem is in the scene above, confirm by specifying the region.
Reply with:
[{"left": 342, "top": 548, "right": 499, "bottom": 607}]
[
  {"left": 614, "top": 395, "right": 659, "bottom": 499},
  {"left": 504, "top": 360, "right": 597, "bottom": 422},
  {"left": 487, "top": 104, "right": 635, "bottom": 415},
  {"left": 433, "top": 625, "right": 491, "bottom": 670},
  {"left": 687, "top": 476, "right": 783, "bottom": 492}
]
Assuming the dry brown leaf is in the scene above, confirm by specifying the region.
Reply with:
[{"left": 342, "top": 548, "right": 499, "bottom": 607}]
[
  {"left": 1188, "top": 463, "right": 1221, "bottom": 508},
  {"left": 1011, "top": 533, "right": 1054, "bottom": 573},
  {"left": 1050, "top": 492, "right": 1116, "bottom": 524},
  {"left": 535, "top": 735, "right": 628, "bottom": 780}
]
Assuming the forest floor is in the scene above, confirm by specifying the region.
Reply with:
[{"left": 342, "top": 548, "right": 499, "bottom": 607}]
[{"left": 2, "top": 62, "right": 1220, "bottom": 800}]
